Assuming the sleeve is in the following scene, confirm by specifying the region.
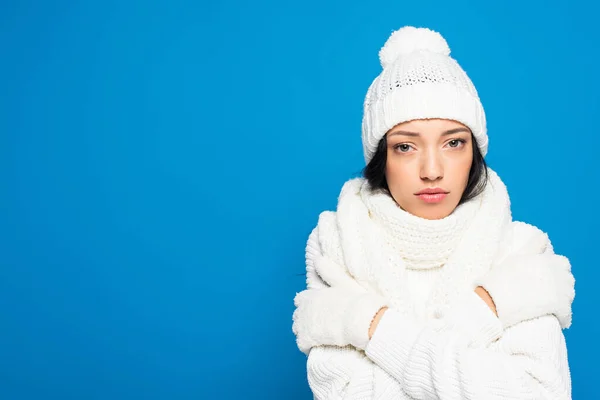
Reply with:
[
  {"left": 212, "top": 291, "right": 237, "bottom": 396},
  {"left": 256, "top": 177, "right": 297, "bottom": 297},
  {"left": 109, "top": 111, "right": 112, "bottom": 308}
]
[
  {"left": 307, "top": 346, "right": 407, "bottom": 400},
  {"left": 303, "top": 216, "right": 403, "bottom": 399},
  {"left": 365, "top": 298, "right": 572, "bottom": 400}
]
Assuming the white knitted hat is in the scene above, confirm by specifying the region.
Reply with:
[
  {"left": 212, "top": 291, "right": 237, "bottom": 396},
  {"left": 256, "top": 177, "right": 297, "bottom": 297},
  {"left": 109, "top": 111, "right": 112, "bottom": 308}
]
[{"left": 362, "top": 26, "right": 488, "bottom": 163}]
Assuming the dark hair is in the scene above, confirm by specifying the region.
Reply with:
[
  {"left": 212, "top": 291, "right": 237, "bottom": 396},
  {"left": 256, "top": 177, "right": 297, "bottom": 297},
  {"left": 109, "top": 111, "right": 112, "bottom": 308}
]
[{"left": 362, "top": 133, "right": 488, "bottom": 205}]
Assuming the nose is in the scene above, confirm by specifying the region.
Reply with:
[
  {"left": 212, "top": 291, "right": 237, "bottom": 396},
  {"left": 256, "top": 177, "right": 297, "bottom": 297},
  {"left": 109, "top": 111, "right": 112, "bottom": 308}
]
[{"left": 420, "top": 150, "right": 443, "bottom": 182}]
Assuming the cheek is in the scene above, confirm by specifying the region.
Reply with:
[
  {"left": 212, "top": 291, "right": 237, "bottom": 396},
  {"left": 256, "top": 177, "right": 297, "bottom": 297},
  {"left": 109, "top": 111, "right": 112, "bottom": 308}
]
[
  {"left": 458, "top": 154, "right": 473, "bottom": 172},
  {"left": 385, "top": 154, "right": 402, "bottom": 182},
  {"left": 450, "top": 150, "right": 474, "bottom": 186},
  {"left": 463, "top": 146, "right": 474, "bottom": 171},
  {"left": 385, "top": 155, "right": 414, "bottom": 191}
]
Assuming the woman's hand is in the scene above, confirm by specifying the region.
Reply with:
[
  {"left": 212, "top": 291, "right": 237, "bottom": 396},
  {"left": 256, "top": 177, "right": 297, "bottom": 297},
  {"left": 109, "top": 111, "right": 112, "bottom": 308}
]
[
  {"left": 474, "top": 222, "right": 574, "bottom": 329},
  {"left": 292, "top": 286, "right": 388, "bottom": 354},
  {"left": 293, "top": 253, "right": 389, "bottom": 354}
]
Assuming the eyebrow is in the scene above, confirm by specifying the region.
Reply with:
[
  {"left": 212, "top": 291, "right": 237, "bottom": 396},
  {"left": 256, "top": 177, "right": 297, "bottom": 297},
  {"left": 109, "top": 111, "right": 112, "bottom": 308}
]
[{"left": 387, "top": 127, "right": 471, "bottom": 137}]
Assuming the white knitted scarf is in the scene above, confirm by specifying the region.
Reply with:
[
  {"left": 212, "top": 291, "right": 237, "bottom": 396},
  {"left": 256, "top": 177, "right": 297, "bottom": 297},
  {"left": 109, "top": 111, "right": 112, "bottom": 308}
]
[{"left": 333, "top": 167, "right": 513, "bottom": 319}]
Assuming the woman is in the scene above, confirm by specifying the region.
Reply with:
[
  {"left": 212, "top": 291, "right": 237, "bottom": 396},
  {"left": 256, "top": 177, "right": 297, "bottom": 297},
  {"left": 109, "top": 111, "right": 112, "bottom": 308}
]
[{"left": 292, "top": 26, "right": 575, "bottom": 399}]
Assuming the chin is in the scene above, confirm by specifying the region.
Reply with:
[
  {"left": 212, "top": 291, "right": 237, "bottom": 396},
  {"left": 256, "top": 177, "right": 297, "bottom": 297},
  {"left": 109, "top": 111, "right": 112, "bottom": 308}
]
[
  {"left": 414, "top": 206, "right": 454, "bottom": 220},
  {"left": 422, "top": 212, "right": 451, "bottom": 220}
]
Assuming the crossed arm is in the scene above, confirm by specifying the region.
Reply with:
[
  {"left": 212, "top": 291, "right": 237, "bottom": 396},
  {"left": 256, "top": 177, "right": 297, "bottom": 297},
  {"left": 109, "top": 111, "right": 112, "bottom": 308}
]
[{"left": 295, "top": 222, "right": 574, "bottom": 400}]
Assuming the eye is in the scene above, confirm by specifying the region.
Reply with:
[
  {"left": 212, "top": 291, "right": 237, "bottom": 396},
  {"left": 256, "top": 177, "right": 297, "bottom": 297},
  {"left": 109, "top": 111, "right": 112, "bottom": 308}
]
[
  {"left": 393, "top": 143, "right": 413, "bottom": 153},
  {"left": 447, "top": 139, "right": 466, "bottom": 148}
]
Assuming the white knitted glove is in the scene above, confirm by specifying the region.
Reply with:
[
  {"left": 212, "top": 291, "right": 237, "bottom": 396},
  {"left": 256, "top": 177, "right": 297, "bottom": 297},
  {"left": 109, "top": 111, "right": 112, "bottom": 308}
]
[
  {"left": 292, "top": 254, "right": 388, "bottom": 354},
  {"left": 292, "top": 287, "right": 387, "bottom": 354},
  {"left": 475, "top": 222, "right": 575, "bottom": 329}
]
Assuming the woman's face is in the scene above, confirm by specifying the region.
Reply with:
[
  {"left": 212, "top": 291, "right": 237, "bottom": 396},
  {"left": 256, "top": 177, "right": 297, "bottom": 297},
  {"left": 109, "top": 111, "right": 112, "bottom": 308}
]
[{"left": 385, "top": 118, "right": 474, "bottom": 220}]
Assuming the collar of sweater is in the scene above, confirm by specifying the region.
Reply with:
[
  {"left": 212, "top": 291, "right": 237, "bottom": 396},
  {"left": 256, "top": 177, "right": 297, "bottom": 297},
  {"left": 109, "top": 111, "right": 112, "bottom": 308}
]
[{"left": 359, "top": 183, "right": 481, "bottom": 270}]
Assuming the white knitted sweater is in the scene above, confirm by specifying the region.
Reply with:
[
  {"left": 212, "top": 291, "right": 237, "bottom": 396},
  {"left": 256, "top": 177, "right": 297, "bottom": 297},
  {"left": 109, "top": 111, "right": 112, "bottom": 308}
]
[{"left": 301, "top": 169, "right": 574, "bottom": 399}]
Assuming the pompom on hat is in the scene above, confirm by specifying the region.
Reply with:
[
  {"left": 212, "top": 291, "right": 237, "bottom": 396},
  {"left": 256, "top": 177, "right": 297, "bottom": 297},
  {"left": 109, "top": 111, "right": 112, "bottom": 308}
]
[{"left": 362, "top": 26, "right": 488, "bottom": 163}]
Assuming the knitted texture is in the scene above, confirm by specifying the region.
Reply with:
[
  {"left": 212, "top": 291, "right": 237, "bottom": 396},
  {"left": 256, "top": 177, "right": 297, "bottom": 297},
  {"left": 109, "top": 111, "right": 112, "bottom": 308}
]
[
  {"left": 362, "top": 26, "right": 487, "bottom": 163},
  {"left": 297, "top": 167, "right": 575, "bottom": 399},
  {"left": 292, "top": 282, "right": 388, "bottom": 354},
  {"left": 476, "top": 221, "right": 575, "bottom": 329},
  {"left": 361, "top": 178, "right": 480, "bottom": 270},
  {"left": 364, "top": 310, "right": 571, "bottom": 399}
]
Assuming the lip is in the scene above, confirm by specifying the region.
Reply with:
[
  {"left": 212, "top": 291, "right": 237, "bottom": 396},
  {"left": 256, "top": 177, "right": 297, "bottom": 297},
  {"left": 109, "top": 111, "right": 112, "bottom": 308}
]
[
  {"left": 417, "top": 193, "right": 448, "bottom": 203},
  {"left": 415, "top": 187, "right": 449, "bottom": 195},
  {"left": 415, "top": 188, "right": 449, "bottom": 204}
]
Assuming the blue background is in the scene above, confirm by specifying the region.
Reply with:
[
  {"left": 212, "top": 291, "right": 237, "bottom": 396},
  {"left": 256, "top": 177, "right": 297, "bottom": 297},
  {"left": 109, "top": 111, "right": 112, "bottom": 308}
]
[{"left": 1, "top": 0, "right": 598, "bottom": 398}]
